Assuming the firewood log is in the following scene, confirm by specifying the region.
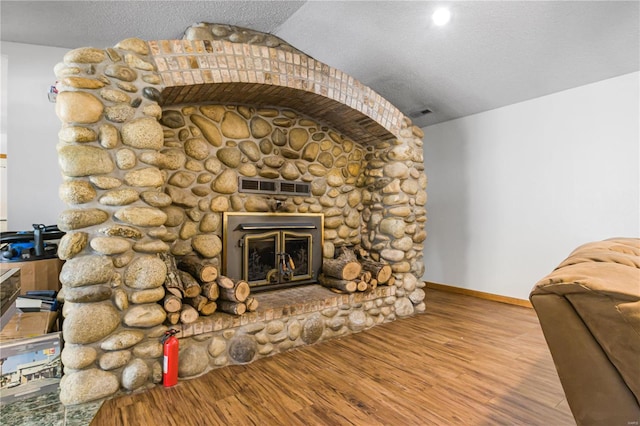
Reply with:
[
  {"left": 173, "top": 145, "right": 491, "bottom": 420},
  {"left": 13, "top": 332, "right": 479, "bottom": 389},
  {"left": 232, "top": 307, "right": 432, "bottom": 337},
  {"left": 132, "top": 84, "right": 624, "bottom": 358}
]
[
  {"left": 356, "top": 280, "right": 368, "bottom": 292},
  {"left": 160, "top": 253, "right": 184, "bottom": 297},
  {"left": 200, "top": 282, "right": 219, "bottom": 301},
  {"left": 184, "top": 295, "right": 208, "bottom": 312},
  {"left": 218, "top": 280, "right": 250, "bottom": 303},
  {"left": 177, "top": 256, "right": 218, "bottom": 283},
  {"left": 217, "top": 300, "right": 246, "bottom": 315},
  {"left": 166, "top": 312, "right": 180, "bottom": 325},
  {"left": 360, "top": 258, "right": 392, "bottom": 284},
  {"left": 318, "top": 273, "right": 357, "bottom": 292},
  {"left": 216, "top": 275, "right": 235, "bottom": 290},
  {"left": 178, "top": 270, "right": 202, "bottom": 298},
  {"left": 387, "top": 276, "right": 396, "bottom": 286},
  {"left": 179, "top": 304, "right": 199, "bottom": 324},
  {"left": 163, "top": 294, "right": 182, "bottom": 313},
  {"left": 245, "top": 297, "right": 259, "bottom": 312},
  {"left": 322, "top": 251, "right": 361, "bottom": 281},
  {"left": 199, "top": 301, "right": 217, "bottom": 316}
]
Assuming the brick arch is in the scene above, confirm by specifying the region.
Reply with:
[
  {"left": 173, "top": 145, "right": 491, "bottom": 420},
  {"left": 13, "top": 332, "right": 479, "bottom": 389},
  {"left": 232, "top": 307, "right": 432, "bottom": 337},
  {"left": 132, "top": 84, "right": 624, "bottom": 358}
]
[{"left": 148, "top": 39, "right": 405, "bottom": 145}]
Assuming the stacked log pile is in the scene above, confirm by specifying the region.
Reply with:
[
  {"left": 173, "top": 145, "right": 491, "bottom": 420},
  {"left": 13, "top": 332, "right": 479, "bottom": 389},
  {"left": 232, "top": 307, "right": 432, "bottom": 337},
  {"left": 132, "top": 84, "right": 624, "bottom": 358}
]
[
  {"left": 159, "top": 254, "right": 258, "bottom": 324},
  {"left": 319, "top": 247, "right": 392, "bottom": 293}
]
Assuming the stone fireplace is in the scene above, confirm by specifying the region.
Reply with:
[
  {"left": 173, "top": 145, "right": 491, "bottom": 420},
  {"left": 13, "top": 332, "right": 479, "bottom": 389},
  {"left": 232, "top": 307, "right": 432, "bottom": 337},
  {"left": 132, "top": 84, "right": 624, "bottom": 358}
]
[{"left": 52, "top": 23, "right": 427, "bottom": 405}]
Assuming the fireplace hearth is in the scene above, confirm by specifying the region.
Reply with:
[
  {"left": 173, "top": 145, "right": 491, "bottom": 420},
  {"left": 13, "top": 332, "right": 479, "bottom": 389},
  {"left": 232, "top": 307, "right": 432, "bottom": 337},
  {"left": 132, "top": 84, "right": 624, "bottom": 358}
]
[{"left": 223, "top": 213, "right": 323, "bottom": 290}]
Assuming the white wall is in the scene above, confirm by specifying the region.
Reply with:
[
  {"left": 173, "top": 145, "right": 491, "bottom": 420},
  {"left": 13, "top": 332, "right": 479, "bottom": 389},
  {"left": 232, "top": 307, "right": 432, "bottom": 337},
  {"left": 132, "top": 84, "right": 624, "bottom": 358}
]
[
  {"left": 422, "top": 72, "right": 640, "bottom": 300},
  {"left": 1, "top": 42, "right": 69, "bottom": 231}
]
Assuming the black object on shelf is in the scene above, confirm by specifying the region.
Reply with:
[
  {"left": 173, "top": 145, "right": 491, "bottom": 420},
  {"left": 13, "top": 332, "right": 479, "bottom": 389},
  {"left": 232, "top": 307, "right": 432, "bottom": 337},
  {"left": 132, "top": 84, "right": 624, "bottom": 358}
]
[{"left": 0, "top": 224, "right": 65, "bottom": 262}]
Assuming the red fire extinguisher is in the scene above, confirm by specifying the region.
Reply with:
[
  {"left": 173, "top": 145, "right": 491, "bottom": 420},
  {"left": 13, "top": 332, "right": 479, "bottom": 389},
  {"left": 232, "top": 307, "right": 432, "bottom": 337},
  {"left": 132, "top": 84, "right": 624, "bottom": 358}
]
[{"left": 162, "top": 329, "right": 179, "bottom": 387}]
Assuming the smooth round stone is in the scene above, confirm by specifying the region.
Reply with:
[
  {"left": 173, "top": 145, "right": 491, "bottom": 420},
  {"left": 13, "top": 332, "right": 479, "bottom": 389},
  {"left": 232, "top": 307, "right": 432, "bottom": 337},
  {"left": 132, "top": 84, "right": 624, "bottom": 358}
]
[
  {"left": 58, "top": 208, "right": 109, "bottom": 231},
  {"left": 122, "top": 359, "right": 150, "bottom": 391},
  {"left": 163, "top": 205, "right": 186, "bottom": 227},
  {"left": 326, "top": 170, "right": 344, "bottom": 187},
  {"left": 280, "top": 161, "right": 300, "bottom": 180},
  {"left": 99, "top": 124, "right": 120, "bottom": 149},
  {"left": 178, "top": 345, "right": 209, "bottom": 377},
  {"left": 122, "top": 117, "right": 164, "bottom": 150},
  {"left": 100, "top": 88, "right": 131, "bottom": 103},
  {"left": 99, "top": 350, "right": 132, "bottom": 371},
  {"left": 391, "top": 236, "right": 414, "bottom": 251},
  {"left": 217, "top": 147, "right": 241, "bottom": 168},
  {"left": 115, "top": 37, "right": 150, "bottom": 55},
  {"left": 101, "top": 330, "right": 145, "bottom": 350},
  {"left": 59, "top": 126, "right": 97, "bottom": 143},
  {"left": 133, "top": 239, "right": 170, "bottom": 253},
  {"left": 98, "top": 225, "right": 143, "bottom": 239},
  {"left": 133, "top": 341, "right": 163, "bottom": 359},
  {"left": 263, "top": 156, "right": 284, "bottom": 168},
  {"left": 58, "top": 232, "right": 88, "bottom": 260},
  {"left": 394, "top": 297, "right": 414, "bottom": 317},
  {"left": 208, "top": 337, "right": 226, "bottom": 357},
  {"left": 64, "top": 47, "right": 106, "bottom": 64},
  {"left": 99, "top": 188, "right": 139, "bottom": 206},
  {"left": 323, "top": 241, "right": 335, "bottom": 259},
  {"left": 124, "top": 168, "right": 164, "bottom": 187},
  {"left": 259, "top": 139, "right": 273, "bottom": 154},
  {"left": 63, "top": 284, "right": 112, "bottom": 303},
  {"left": 199, "top": 213, "right": 220, "bottom": 233},
  {"left": 90, "top": 236, "right": 131, "bottom": 255},
  {"left": 140, "top": 151, "right": 186, "bottom": 170},
  {"left": 413, "top": 230, "right": 427, "bottom": 243},
  {"left": 220, "top": 111, "right": 249, "bottom": 139},
  {"left": 384, "top": 163, "right": 410, "bottom": 179},
  {"left": 166, "top": 186, "right": 198, "bottom": 208},
  {"left": 115, "top": 148, "right": 137, "bottom": 170},
  {"left": 288, "top": 128, "right": 309, "bottom": 151},
  {"left": 124, "top": 255, "right": 167, "bottom": 289},
  {"left": 245, "top": 196, "right": 269, "bottom": 212},
  {"left": 160, "top": 110, "right": 185, "bottom": 128},
  {"left": 348, "top": 311, "right": 367, "bottom": 331},
  {"left": 58, "top": 145, "right": 114, "bottom": 177},
  {"left": 415, "top": 190, "right": 427, "bottom": 205},
  {"left": 228, "top": 335, "right": 257, "bottom": 364},
  {"left": 61, "top": 345, "right": 97, "bottom": 370},
  {"left": 392, "top": 261, "right": 411, "bottom": 273},
  {"left": 59, "top": 181, "right": 97, "bottom": 204},
  {"left": 271, "top": 128, "right": 286, "bottom": 146},
  {"left": 302, "top": 143, "right": 319, "bottom": 161},
  {"left": 168, "top": 171, "right": 196, "bottom": 188},
  {"left": 200, "top": 105, "right": 225, "bottom": 121},
  {"left": 115, "top": 206, "right": 167, "bottom": 227},
  {"left": 301, "top": 314, "right": 324, "bottom": 344},
  {"left": 60, "top": 255, "right": 114, "bottom": 287},
  {"left": 184, "top": 138, "right": 210, "bottom": 160},
  {"left": 190, "top": 114, "right": 222, "bottom": 147},
  {"left": 409, "top": 288, "right": 426, "bottom": 305},
  {"left": 125, "top": 53, "right": 153, "bottom": 71},
  {"left": 258, "top": 168, "right": 279, "bottom": 179},
  {"left": 238, "top": 140, "right": 260, "bottom": 161},
  {"left": 192, "top": 234, "right": 222, "bottom": 258},
  {"left": 123, "top": 304, "right": 166, "bottom": 327},
  {"left": 381, "top": 248, "right": 405, "bottom": 262},
  {"left": 105, "top": 104, "right": 135, "bottom": 123},
  {"left": 59, "top": 369, "right": 119, "bottom": 405},
  {"left": 129, "top": 287, "right": 165, "bottom": 304},
  {"left": 212, "top": 169, "right": 238, "bottom": 194},
  {"left": 308, "top": 164, "right": 328, "bottom": 177},
  {"left": 250, "top": 116, "right": 272, "bottom": 138},
  {"left": 104, "top": 64, "right": 137, "bottom": 81},
  {"left": 238, "top": 163, "right": 257, "bottom": 177},
  {"left": 63, "top": 302, "right": 120, "bottom": 344},
  {"left": 204, "top": 157, "right": 222, "bottom": 174}
]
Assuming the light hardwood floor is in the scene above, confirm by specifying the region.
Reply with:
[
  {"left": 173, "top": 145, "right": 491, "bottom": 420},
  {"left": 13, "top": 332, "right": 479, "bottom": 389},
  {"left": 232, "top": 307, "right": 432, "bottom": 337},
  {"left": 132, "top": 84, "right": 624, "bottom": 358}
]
[{"left": 91, "top": 288, "right": 575, "bottom": 425}]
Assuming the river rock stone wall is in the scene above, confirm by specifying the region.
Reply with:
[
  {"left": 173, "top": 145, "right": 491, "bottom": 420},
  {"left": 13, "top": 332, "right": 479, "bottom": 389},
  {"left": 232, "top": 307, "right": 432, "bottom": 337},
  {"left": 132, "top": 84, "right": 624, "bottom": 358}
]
[{"left": 52, "top": 28, "right": 427, "bottom": 406}]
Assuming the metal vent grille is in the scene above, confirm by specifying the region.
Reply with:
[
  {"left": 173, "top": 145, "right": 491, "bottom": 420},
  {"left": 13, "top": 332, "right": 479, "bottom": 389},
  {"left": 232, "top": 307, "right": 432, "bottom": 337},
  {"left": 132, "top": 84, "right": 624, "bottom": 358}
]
[{"left": 238, "top": 177, "right": 310, "bottom": 196}]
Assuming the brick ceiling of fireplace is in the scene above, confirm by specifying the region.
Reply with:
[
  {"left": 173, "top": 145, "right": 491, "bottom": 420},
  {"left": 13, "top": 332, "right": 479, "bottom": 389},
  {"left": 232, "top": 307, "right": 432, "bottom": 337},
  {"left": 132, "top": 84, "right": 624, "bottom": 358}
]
[{"left": 160, "top": 83, "right": 394, "bottom": 145}]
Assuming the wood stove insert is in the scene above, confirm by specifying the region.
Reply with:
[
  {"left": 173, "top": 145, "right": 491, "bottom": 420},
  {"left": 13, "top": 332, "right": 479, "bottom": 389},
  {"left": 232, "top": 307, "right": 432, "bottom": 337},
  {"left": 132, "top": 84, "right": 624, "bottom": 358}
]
[{"left": 222, "top": 213, "right": 324, "bottom": 291}]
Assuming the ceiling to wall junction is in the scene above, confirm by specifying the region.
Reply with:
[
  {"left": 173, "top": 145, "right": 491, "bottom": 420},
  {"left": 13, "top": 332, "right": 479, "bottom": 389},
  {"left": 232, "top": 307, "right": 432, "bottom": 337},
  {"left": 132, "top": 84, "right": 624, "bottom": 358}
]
[{"left": 1, "top": 1, "right": 638, "bottom": 127}]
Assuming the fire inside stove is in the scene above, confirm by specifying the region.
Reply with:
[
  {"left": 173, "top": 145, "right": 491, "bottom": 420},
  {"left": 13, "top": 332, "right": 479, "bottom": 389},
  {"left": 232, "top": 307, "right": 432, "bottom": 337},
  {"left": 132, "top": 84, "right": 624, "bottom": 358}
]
[{"left": 223, "top": 213, "right": 323, "bottom": 290}]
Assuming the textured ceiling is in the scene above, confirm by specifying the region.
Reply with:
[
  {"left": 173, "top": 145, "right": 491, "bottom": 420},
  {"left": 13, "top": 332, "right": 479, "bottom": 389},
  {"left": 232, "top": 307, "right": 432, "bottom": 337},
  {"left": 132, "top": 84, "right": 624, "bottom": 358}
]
[{"left": 1, "top": 1, "right": 638, "bottom": 127}]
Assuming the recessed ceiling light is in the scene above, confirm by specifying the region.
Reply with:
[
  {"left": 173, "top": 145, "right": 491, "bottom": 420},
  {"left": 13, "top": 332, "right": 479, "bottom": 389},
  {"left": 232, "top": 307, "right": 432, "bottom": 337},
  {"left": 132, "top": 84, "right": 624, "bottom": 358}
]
[{"left": 432, "top": 8, "right": 451, "bottom": 26}]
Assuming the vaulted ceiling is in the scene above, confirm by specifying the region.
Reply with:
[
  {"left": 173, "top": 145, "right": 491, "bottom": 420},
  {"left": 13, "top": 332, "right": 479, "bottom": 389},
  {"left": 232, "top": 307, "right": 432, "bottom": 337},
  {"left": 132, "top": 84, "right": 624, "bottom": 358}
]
[{"left": 2, "top": 1, "right": 638, "bottom": 127}]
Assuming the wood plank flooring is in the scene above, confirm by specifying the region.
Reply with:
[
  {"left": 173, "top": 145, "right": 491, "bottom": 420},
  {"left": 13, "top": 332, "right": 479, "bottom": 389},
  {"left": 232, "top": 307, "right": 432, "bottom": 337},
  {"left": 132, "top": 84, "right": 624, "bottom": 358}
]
[{"left": 91, "top": 288, "right": 575, "bottom": 425}]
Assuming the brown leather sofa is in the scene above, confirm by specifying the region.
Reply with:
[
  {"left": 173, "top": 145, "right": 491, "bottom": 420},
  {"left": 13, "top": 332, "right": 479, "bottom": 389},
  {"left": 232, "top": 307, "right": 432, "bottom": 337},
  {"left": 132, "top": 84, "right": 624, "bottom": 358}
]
[{"left": 530, "top": 238, "right": 640, "bottom": 426}]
